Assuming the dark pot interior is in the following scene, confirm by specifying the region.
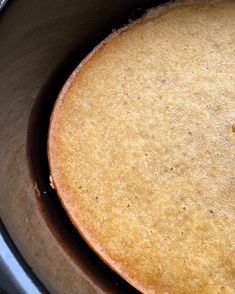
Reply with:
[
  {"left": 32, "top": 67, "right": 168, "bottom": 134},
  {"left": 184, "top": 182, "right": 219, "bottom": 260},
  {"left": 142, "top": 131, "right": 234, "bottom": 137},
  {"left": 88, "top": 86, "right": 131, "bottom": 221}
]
[{"left": 0, "top": 0, "right": 166, "bottom": 292}]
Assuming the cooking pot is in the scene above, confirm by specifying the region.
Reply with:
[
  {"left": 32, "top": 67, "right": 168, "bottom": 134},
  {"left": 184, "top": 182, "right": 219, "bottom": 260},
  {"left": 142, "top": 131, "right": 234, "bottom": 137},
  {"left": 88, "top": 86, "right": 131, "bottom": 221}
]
[{"left": 0, "top": 0, "right": 166, "bottom": 292}]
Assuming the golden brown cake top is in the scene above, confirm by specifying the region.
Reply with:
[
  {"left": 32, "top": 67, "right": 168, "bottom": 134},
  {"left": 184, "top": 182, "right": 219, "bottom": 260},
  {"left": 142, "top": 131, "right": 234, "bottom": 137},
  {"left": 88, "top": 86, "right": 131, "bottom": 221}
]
[{"left": 48, "top": 1, "right": 235, "bottom": 293}]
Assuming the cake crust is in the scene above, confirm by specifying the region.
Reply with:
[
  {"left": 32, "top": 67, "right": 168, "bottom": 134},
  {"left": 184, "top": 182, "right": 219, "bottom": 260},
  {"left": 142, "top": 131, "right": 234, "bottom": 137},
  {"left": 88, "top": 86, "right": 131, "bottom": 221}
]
[{"left": 48, "top": 1, "right": 235, "bottom": 293}]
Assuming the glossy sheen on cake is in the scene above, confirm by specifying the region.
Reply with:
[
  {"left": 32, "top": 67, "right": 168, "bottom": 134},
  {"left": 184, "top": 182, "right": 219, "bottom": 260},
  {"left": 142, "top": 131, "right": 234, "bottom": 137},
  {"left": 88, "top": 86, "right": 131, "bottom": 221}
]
[{"left": 48, "top": 1, "right": 235, "bottom": 293}]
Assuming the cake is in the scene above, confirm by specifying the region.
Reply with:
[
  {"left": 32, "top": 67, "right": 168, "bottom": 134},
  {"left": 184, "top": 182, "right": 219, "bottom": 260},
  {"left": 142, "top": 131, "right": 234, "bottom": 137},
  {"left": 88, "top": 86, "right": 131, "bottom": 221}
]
[{"left": 48, "top": 1, "right": 235, "bottom": 293}]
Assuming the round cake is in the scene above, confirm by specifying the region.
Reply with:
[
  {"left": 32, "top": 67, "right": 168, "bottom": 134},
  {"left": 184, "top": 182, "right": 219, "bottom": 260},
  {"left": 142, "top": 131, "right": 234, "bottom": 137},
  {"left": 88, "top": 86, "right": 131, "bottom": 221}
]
[{"left": 48, "top": 0, "right": 235, "bottom": 293}]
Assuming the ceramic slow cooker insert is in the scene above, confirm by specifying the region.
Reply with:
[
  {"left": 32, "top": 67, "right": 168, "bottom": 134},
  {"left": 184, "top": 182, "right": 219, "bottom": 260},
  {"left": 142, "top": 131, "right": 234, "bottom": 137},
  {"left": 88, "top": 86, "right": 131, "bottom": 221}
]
[{"left": 0, "top": 0, "right": 165, "bottom": 292}]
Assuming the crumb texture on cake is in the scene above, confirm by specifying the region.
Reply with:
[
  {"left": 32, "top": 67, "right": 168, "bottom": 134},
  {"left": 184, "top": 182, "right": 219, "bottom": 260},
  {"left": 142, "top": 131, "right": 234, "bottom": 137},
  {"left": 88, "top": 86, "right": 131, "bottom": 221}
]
[{"left": 48, "top": 1, "right": 235, "bottom": 293}]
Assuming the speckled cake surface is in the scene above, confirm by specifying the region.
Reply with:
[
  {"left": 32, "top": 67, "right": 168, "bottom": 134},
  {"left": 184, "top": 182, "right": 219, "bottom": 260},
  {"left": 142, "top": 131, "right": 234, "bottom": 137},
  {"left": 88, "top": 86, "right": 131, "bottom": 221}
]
[{"left": 48, "top": 1, "right": 235, "bottom": 293}]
